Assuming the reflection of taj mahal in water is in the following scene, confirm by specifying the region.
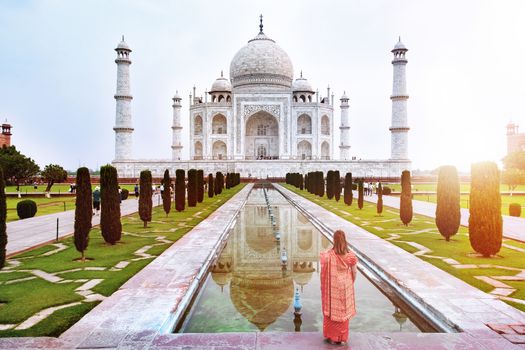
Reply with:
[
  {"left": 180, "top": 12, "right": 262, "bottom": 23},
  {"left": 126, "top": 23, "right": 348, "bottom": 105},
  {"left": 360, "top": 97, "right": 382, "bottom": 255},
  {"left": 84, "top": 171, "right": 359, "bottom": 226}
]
[
  {"left": 210, "top": 189, "right": 330, "bottom": 331},
  {"left": 112, "top": 16, "right": 411, "bottom": 178}
]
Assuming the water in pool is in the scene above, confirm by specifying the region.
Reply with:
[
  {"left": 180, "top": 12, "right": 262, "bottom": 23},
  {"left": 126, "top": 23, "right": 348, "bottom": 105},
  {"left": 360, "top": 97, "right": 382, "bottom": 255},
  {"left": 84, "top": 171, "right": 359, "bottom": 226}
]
[{"left": 181, "top": 188, "right": 420, "bottom": 333}]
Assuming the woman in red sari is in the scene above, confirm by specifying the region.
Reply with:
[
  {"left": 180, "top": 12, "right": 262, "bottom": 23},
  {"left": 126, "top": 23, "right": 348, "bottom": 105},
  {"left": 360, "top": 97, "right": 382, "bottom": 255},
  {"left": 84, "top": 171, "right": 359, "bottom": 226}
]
[{"left": 320, "top": 230, "right": 358, "bottom": 345}]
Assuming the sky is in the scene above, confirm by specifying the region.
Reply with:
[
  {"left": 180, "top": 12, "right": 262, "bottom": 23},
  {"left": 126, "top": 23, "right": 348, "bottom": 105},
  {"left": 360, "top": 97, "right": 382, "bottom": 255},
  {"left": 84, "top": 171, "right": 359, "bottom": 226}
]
[{"left": 0, "top": 0, "right": 524, "bottom": 172}]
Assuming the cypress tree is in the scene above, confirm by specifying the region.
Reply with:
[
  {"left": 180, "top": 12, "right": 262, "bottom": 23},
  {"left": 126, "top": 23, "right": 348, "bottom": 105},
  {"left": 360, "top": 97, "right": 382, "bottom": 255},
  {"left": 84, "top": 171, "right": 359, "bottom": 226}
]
[
  {"left": 400, "top": 170, "right": 413, "bottom": 226},
  {"left": 74, "top": 167, "right": 92, "bottom": 261},
  {"left": 358, "top": 180, "right": 364, "bottom": 209},
  {"left": 208, "top": 173, "right": 214, "bottom": 198},
  {"left": 436, "top": 165, "right": 460, "bottom": 241},
  {"left": 100, "top": 165, "right": 122, "bottom": 244},
  {"left": 344, "top": 173, "right": 353, "bottom": 206},
  {"left": 0, "top": 168, "right": 7, "bottom": 269},
  {"left": 334, "top": 171, "right": 341, "bottom": 202},
  {"left": 188, "top": 169, "right": 197, "bottom": 207},
  {"left": 319, "top": 171, "right": 325, "bottom": 197},
  {"left": 139, "top": 170, "right": 153, "bottom": 227},
  {"left": 326, "top": 170, "right": 334, "bottom": 199},
  {"left": 197, "top": 169, "right": 204, "bottom": 203},
  {"left": 377, "top": 182, "right": 383, "bottom": 215},
  {"left": 162, "top": 169, "right": 171, "bottom": 217},
  {"left": 175, "top": 169, "right": 185, "bottom": 212},
  {"left": 469, "top": 162, "right": 502, "bottom": 257},
  {"left": 299, "top": 174, "right": 304, "bottom": 190},
  {"left": 215, "top": 172, "right": 223, "bottom": 195}
]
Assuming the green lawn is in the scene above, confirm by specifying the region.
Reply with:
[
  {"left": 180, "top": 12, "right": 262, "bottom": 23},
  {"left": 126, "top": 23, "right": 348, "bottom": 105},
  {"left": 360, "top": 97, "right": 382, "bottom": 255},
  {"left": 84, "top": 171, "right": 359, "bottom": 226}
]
[
  {"left": 0, "top": 184, "right": 245, "bottom": 337},
  {"left": 284, "top": 184, "right": 525, "bottom": 313},
  {"left": 7, "top": 184, "right": 138, "bottom": 194},
  {"left": 386, "top": 182, "right": 525, "bottom": 193},
  {"left": 412, "top": 194, "right": 525, "bottom": 216}
]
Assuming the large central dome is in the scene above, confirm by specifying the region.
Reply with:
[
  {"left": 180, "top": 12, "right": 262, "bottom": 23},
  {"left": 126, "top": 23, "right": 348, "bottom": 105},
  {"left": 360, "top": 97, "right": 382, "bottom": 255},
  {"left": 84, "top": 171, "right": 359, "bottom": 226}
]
[{"left": 230, "top": 28, "right": 294, "bottom": 89}]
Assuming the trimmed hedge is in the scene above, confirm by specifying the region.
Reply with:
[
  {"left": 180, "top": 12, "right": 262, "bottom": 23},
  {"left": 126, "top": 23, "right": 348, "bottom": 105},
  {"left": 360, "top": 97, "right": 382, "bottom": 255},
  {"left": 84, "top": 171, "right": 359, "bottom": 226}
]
[
  {"left": 17, "top": 199, "right": 37, "bottom": 219},
  {"left": 469, "top": 162, "right": 502, "bottom": 257},
  {"left": 344, "top": 172, "right": 353, "bottom": 206},
  {"left": 74, "top": 167, "right": 92, "bottom": 261},
  {"left": 188, "top": 169, "right": 197, "bottom": 207},
  {"left": 208, "top": 173, "right": 214, "bottom": 198},
  {"left": 435, "top": 165, "right": 460, "bottom": 241},
  {"left": 175, "top": 169, "right": 185, "bottom": 212},
  {"left": 100, "top": 165, "right": 122, "bottom": 244},
  {"left": 509, "top": 203, "right": 521, "bottom": 217},
  {"left": 139, "top": 170, "right": 153, "bottom": 227},
  {"left": 400, "top": 170, "right": 413, "bottom": 226}
]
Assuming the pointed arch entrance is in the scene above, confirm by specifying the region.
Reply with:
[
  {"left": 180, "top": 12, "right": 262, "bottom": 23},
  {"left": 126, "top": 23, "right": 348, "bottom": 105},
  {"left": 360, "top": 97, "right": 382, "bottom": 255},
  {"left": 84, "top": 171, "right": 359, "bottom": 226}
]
[{"left": 245, "top": 111, "right": 279, "bottom": 159}]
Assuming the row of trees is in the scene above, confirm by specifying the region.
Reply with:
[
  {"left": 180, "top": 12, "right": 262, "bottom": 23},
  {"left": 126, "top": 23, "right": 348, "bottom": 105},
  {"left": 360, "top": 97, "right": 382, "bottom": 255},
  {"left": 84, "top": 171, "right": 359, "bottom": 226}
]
[
  {"left": 289, "top": 164, "right": 502, "bottom": 258},
  {"left": 70, "top": 166, "right": 241, "bottom": 261},
  {"left": 0, "top": 146, "right": 69, "bottom": 192}
]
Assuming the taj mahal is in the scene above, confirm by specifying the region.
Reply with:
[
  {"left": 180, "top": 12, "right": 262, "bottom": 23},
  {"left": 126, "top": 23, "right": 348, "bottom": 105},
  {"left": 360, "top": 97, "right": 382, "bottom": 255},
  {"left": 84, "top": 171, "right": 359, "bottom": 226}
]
[{"left": 112, "top": 17, "right": 411, "bottom": 178}]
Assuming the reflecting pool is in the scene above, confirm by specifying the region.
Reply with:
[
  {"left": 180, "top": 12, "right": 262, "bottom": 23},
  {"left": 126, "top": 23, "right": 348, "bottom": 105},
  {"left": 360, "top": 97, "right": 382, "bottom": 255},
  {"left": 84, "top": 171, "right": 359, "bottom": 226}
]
[{"left": 180, "top": 188, "right": 421, "bottom": 333}]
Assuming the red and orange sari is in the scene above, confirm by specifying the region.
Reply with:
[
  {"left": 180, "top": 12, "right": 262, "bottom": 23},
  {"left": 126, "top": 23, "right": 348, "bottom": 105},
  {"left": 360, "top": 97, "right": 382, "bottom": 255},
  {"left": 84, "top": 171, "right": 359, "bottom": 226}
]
[{"left": 320, "top": 249, "right": 358, "bottom": 343}]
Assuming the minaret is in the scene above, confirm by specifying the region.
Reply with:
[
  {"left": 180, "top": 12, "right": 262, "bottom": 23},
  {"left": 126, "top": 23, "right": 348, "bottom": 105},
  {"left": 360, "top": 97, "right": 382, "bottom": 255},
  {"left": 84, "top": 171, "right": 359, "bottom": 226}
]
[
  {"left": 339, "top": 92, "right": 351, "bottom": 160},
  {"left": 390, "top": 37, "right": 410, "bottom": 159},
  {"left": 113, "top": 36, "right": 134, "bottom": 160},
  {"left": 171, "top": 91, "right": 183, "bottom": 160}
]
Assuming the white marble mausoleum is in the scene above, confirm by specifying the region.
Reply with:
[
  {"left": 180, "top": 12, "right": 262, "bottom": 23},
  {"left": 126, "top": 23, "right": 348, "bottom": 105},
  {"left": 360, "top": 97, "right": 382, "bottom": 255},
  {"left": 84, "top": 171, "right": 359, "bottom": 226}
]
[{"left": 112, "top": 18, "right": 411, "bottom": 178}]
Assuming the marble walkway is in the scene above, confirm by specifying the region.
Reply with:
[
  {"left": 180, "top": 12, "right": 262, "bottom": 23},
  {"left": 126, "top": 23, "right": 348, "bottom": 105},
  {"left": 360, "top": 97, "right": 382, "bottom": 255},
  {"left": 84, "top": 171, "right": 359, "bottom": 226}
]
[
  {"left": 360, "top": 192, "right": 525, "bottom": 242},
  {"left": 6, "top": 194, "right": 162, "bottom": 257}
]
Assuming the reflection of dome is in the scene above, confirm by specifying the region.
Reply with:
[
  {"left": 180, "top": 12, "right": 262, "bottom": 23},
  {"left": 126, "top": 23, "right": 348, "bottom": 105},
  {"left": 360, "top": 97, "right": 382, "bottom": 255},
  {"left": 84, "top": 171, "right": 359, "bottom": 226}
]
[
  {"left": 230, "top": 30, "right": 293, "bottom": 89},
  {"left": 211, "top": 272, "right": 232, "bottom": 289},
  {"left": 210, "top": 72, "right": 232, "bottom": 92},
  {"left": 230, "top": 274, "right": 294, "bottom": 331},
  {"left": 293, "top": 261, "right": 315, "bottom": 287},
  {"left": 246, "top": 227, "right": 277, "bottom": 254}
]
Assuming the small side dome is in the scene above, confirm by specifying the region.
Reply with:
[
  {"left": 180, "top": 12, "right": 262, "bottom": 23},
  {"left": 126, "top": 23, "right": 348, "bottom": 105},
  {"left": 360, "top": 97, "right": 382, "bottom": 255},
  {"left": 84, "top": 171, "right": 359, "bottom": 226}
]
[
  {"left": 210, "top": 72, "right": 232, "bottom": 93},
  {"left": 116, "top": 36, "right": 131, "bottom": 51},
  {"left": 392, "top": 37, "right": 407, "bottom": 51},
  {"left": 292, "top": 72, "right": 313, "bottom": 93}
]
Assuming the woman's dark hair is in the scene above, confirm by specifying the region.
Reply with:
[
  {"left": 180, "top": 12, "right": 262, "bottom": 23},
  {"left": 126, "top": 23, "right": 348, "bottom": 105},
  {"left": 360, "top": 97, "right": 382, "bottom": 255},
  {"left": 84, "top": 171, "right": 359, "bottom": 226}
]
[{"left": 333, "top": 230, "right": 349, "bottom": 255}]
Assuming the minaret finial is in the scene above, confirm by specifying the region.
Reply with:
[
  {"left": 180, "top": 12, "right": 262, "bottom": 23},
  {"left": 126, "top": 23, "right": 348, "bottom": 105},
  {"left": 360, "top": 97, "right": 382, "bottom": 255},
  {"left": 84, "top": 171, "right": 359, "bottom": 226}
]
[
  {"left": 398, "top": 35, "right": 401, "bottom": 42},
  {"left": 122, "top": 35, "right": 124, "bottom": 41},
  {"left": 259, "top": 14, "right": 264, "bottom": 34},
  {"left": 221, "top": 70, "right": 223, "bottom": 78},
  {"left": 300, "top": 70, "right": 303, "bottom": 78}
]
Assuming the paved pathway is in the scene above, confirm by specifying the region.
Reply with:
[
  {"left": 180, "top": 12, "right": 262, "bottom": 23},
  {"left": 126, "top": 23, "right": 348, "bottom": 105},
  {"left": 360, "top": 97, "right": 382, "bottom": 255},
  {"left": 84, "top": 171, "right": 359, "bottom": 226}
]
[
  {"left": 360, "top": 192, "right": 525, "bottom": 242},
  {"left": 6, "top": 194, "right": 162, "bottom": 256}
]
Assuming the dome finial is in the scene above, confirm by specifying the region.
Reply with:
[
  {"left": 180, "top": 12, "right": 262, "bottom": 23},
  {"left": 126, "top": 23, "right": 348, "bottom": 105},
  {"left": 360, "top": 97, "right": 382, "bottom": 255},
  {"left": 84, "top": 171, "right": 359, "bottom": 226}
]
[
  {"left": 220, "top": 70, "right": 223, "bottom": 78},
  {"left": 300, "top": 70, "right": 303, "bottom": 78},
  {"left": 122, "top": 35, "right": 124, "bottom": 42},
  {"left": 259, "top": 14, "right": 264, "bottom": 34}
]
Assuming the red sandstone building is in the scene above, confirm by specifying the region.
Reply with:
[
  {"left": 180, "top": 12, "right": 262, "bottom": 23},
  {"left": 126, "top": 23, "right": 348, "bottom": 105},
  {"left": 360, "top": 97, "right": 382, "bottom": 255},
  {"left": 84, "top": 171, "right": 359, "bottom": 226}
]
[{"left": 0, "top": 122, "right": 12, "bottom": 147}]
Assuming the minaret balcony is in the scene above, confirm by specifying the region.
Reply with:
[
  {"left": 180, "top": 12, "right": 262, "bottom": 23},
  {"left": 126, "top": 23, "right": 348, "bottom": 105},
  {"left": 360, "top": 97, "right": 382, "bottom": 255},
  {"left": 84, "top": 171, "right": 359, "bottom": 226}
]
[
  {"left": 114, "top": 94, "right": 133, "bottom": 100},
  {"left": 389, "top": 126, "right": 410, "bottom": 132},
  {"left": 390, "top": 95, "right": 409, "bottom": 100}
]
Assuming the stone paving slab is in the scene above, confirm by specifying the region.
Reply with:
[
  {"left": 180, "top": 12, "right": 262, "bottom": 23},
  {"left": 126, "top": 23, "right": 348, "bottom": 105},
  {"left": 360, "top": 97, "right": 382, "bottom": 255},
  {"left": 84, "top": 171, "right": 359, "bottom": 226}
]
[
  {"left": 359, "top": 192, "right": 525, "bottom": 242},
  {"left": 58, "top": 185, "right": 253, "bottom": 349},
  {"left": 6, "top": 194, "right": 162, "bottom": 257},
  {"left": 2, "top": 331, "right": 523, "bottom": 350},
  {"left": 275, "top": 185, "right": 525, "bottom": 341}
]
